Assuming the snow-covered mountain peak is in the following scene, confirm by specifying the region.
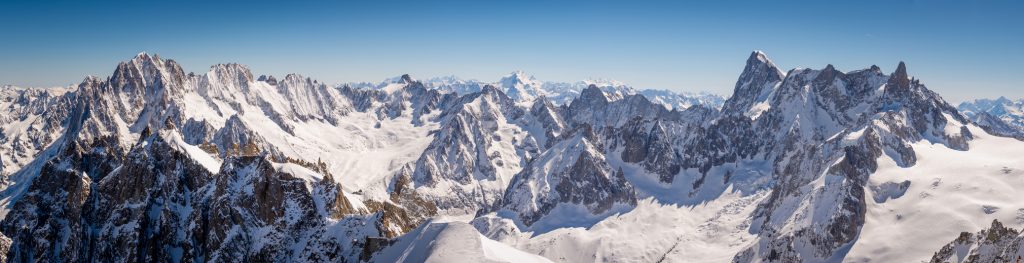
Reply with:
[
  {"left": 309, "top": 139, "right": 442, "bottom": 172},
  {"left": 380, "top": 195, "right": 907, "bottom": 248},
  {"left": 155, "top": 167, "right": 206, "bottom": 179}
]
[
  {"left": 130, "top": 51, "right": 156, "bottom": 64},
  {"left": 752, "top": 50, "right": 782, "bottom": 71},
  {"left": 581, "top": 78, "right": 628, "bottom": 88},
  {"left": 721, "top": 51, "right": 786, "bottom": 117},
  {"left": 503, "top": 70, "right": 534, "bottom": 82},
  {"left": 498, "top": 71, "right": 539, "bottom": 88},
  {"left": 209, "top": 63, "right": 252, "bottom": 74},
  {"left": 280, "top": 73, "right": 307, "bottom": 83},
  {"left": 498, "top": 71, "right": 543, "bottom": 102},
  {"left": 363, "top": 74, "right": 418, "bottom": 93},
  {"left": 478, "top": 84, "right": 502, "bottom": 95},
  {"left": 121, "top": 52, "right": 182, "bottom": 79},
  {"left": 822, "top": 63, "right": 837, "bottom": 73},
  {"left": 399, "top": 74, "right": 416, "bottom": 84},
  {"left": 464, "top": 84, "right": 515, "bottom": 105},
  {"left": 425, "top": 75, "right": 463, "bottom": 83},
  {"left": 869, "top": 64, "right": 882, "bottom": 73},
  {"left": 750, "top": 50, "right": 768, "bottom": 60},
  {"left": 747, "top": 50, "right": 781, "bottom": 72},
  {"left": 579, "top": 84, "right": 609, "bottom": 103},
  {"left": 813, "top": 64, "right": 843, "bottom": 84},
  {"left": 206, "top": 63, "right": 255, "bottom": 88},
  {"left": 113, "top": 52, "right": 185, "bottom": 89}
]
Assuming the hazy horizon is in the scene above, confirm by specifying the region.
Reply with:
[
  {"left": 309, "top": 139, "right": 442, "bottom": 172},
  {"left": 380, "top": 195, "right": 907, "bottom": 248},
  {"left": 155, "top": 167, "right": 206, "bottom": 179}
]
[{"left": 2, "top": 0, "right": 1022, "bottom": 103}]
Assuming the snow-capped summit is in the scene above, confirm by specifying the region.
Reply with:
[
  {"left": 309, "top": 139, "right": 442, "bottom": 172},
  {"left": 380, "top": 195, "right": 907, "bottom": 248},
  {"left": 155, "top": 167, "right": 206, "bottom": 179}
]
[
  {"left": 114, "top": 52, "right": 188, "bottom": 94},
  {"left": 399, "top": 73, "right": 415, "bottom": 84},
  {"left": 498, "top": 70, "right": 544, "bottom": 102},
  {"left": 721, "top": 50, "right": 786, "bottom": 118},
  {"left": 501, "top": 70, "right": 535, "bottom": 84},
  {"left": 581, "top": 78, "right": 628, "bottom": 88},
  {"left": 750, "top": 50, "right": 771, "bottom": 63}
]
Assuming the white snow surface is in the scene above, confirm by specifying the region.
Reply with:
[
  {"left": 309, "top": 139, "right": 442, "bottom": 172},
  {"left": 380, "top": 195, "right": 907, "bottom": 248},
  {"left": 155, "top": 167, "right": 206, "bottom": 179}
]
[
  {"left": 846, "top": 125, "right": 1024, "bottom": 262},
  {"left": 155, "top": 63, "right": 439, "bottom": 202},
  {"left": 470, "top": 124, "right": 1024, "bottom": 263},
  {"left": 162, "top": 130, "right": 222, "bottom": 173},
  {"left": 475, "top": 192, "right": 767, "bottom": 263},
  {"left": 373, "top": 221, "right": 552, "bottom": 263}
]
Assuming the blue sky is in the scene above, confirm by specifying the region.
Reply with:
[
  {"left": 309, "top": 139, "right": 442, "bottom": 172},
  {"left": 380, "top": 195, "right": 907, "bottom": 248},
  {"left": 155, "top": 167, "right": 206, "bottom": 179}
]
[{"left": 1, "top": 0, "right": 1021, "bottom": 102}]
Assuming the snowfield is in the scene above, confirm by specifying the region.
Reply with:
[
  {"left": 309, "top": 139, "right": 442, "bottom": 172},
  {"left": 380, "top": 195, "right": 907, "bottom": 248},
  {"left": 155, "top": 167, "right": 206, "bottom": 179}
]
[
  {"left": 374, "top": 221, "right": 552, "bottom": 263},
  {"left": 474, "top": 192, "right": 767, "bottom": 263},
  {"left": 462, "top": 125, "right": 1024, "bottom": 263},
  {"left": 847, "top": 125, "right": 1024, "bottom": 262}
]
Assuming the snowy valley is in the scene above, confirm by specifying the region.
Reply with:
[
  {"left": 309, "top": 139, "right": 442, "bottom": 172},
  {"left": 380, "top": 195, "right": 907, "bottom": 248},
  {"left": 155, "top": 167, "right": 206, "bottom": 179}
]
[{"left": 0, "top": 51, "right": 1021, "bottom": 263}]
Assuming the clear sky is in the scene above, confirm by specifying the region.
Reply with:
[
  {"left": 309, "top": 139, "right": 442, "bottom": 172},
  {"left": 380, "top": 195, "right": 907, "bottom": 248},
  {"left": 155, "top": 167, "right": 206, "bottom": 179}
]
[{"left": 1, "top": 0, "right": 1021, "bottom": 103}]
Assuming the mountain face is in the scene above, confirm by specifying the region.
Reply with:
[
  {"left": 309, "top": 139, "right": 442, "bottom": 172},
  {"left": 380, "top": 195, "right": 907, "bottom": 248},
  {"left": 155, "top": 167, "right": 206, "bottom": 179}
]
[
  {"left": 720, "top": 50, "right": 785, "bottom": 118},
  {"left": 2, "top": 125, "right": 359, "bottom": 262},
  {"left": 411, "top": 85, "right": 539, "bottom": 215},
  {"left": 0, "top": 53, "right": 446, "bottom": 262},
  {"left": 498, "top": 125, "right": 636, "bottom": 230},
  {"left": 0, "top": 51, "right": 1020, "bottom": 262}
]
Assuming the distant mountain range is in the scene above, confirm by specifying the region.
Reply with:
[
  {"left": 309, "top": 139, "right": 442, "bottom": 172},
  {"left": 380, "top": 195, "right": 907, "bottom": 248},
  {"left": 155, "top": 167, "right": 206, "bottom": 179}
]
[
  {"left": 959, "top": 97, "right": 1024, "bottom": 139},
  {"left": 344, "top": 71, "right": 726, "bottom": 110},
  {"left": 0, "top": 51, "right": 1020, "bottom": 262}
]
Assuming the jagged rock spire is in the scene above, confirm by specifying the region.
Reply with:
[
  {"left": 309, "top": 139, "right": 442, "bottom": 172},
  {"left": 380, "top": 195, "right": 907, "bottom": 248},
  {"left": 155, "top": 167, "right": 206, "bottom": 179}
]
[
  {"left": 813, "top": 64, "right": 844, "bottom": 85},
  {"left": 720, "top": 51, "right": 786, "bottom": 116},
  {"left": 885, "top": 61, "right": 911, "bottom": 96},
  {"left": 400, "top": 74, "right": 415, "bottom": 83}
]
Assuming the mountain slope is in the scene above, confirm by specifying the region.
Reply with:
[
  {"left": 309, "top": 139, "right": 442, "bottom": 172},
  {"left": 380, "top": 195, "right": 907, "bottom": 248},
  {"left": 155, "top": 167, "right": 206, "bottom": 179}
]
[
  {"left": 411, "top": 85, "right": 542, "bottom": 215},
  {"left": 498, "top": 126, "right": 636, "bottom": 232},
  {"left": 0, "top": 51, "right": 1020, "bottom": 262},
  {"left": 371, "top": 221, "right": 552, "bottom": 263},
  {"left": 0, "top": 54, "right": 446, "bottom": 262}
]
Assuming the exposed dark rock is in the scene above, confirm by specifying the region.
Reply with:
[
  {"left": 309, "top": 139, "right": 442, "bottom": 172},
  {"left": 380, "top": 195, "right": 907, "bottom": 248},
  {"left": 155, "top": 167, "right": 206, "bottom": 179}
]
[{"left": 930, "top": 219, "right": 1024, "bottom": 263}]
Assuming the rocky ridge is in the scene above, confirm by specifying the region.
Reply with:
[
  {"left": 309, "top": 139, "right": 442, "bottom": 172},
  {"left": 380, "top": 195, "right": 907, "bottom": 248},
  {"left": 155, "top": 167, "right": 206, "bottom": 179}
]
[{"left": 0, "top": 51, "right": 1017, "bottom": 262}]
